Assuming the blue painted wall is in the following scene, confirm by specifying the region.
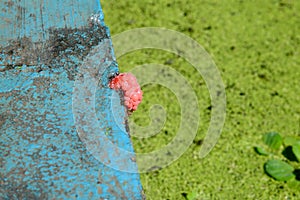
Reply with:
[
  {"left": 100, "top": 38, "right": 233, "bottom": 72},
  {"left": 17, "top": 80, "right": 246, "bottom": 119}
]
[
  {"left": 0, "top": 0, "right": 104, "bottom": 45},
  {"left": 0, "top": 0, "right": 144, "bottom": 199}
]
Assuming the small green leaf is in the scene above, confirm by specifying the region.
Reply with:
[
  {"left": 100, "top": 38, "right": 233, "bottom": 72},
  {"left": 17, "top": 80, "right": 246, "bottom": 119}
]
[
  {"left": 287, "top": 179, "right": 300, "bottom": 189},
  {"left": 292, "top": 143, "right": 300, "bottom": 162},
  {"left": 186, "top": 192, "right": 197, "bottom": 200},
  {"left": 263, "top": 132, "right": 283, "bottom": 150},
  {"left": 284, "top": 136, "right": 300, "bottom": 146},
  {"left": 254, "top": 146, "right": 270, "bottom": 156},
  {"left": 264, "top": 159, "right": 295, "bottom": 181}
]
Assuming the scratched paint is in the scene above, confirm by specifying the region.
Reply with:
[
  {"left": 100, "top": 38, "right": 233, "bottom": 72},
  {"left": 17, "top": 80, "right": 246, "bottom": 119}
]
[
  {"left": 0, "top": 0, "right": 144, "bottom": 199},
  {"left": 0, "top": 0, "right": 105, "bottom": 46}
]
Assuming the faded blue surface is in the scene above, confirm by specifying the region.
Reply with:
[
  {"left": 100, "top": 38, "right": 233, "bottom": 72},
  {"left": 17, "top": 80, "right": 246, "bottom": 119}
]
[
  {"left": 0, "top": 0, "right": 144, "bottom": 199},
  {"left": 0, "top": 0, "right": 104, "bottom": 46}
]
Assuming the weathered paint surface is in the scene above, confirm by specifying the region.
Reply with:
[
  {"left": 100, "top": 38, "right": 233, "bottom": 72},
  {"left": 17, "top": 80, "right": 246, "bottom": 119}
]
[
  {"left": 0, "top": 0, "right": 144, "bottom": 199},
  {"left": 0, "top": 0, "right": 104, "bottom": 46}
]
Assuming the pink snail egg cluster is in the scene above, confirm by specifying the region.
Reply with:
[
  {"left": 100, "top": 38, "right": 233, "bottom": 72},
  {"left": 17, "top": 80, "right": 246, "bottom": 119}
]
[{"left": 109, "top": 73, "right": 143, "bottom": 112}]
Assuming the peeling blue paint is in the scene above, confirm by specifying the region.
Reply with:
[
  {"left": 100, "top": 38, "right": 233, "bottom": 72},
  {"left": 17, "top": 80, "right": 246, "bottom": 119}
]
[{"left": 0, "top": 0, "right": 144, "bottom": 199}]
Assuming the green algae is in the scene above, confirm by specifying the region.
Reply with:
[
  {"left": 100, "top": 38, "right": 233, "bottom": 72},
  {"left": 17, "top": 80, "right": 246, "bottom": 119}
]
[{"left": 101, "top": 0, "right": 300, "bottom": 199}]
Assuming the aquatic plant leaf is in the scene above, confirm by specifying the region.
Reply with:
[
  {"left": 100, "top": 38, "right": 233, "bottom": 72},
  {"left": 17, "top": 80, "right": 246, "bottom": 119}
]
[
  {"left": 284, "top": 136, "right": 300, "bottom": 146},
  {"left": 264, "top": 159, "right": 295, "bottom": 181},
  {"left": 263, "top": 132, "right": 282, "bottom": 150},
  {"left": 254, "top": 146, "right": 270, "bottom": 156},
  {"left": 292, "top": 143, "right": 300, "bottom": 162}
]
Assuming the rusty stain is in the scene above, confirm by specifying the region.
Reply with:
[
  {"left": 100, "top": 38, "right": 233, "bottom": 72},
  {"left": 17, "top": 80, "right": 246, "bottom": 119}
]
[
  {"left": 0, "top": 114, "right": 6, "bottom": 128},
  {"left": 97, "top": 186, "right": 103, "bottom": 194},
  {"left": 4, "top": 0, "right": 14, "bottom": 7}
]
